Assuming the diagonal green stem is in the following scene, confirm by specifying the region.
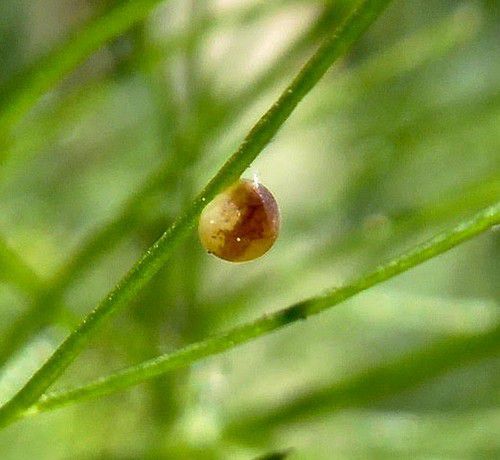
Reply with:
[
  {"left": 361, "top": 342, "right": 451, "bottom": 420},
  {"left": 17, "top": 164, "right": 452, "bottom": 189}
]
[
  {"left": 253, "top": 448, "right": 295, "bottom": 460},
  {"left": 0, "top": 237, "right": 44, "bottom": 298},
  {"left": 0, "top": 0, "right": 394, "bottom": 429},
  {"left": 0, "top": 0, "right": 315, "bottom": 170},
  {"left": 13, "top": 202, "right": 500, "bottom": 424},
  {"left": 227, "top": 323, "right": 500, "bottom": 438},
  {"left": 0, "top": 0, "right": 173, "bottom": 140}
]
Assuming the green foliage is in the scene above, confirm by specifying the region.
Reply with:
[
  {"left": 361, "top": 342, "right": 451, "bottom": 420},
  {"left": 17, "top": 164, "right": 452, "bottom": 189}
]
[
  {"left": 16, "top": 203, "right": 499, "bottom": 423},
  {"left": 0, "top": 0, "right": 498, "bottom": 458},
  {"left": 0, "top": 0, "right": 173, "bottom": 140}
]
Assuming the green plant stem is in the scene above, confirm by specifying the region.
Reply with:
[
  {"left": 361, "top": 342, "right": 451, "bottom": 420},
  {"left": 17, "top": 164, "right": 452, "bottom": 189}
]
[
  {"left": 253, "top": 448, "right": 295, "bottom": 460},
  {"left": 1, "top": 0, "right": 301, "bottom": 172},
  {"left": 306, "top": 3, "right": 482, "bottom": 117},
  {"left": 226, "top": 323, "right": 500, "bottom": 439},
  {"left": 0, "top": 237, "right": 44, "bottom": 298},
  {"left": 11, "top": 202, "right": 500, "bottom": 425},
  {"left": 142, "top": 2, "right": 206, "bottom": 443},
  {"left": 312, "top": 175, "right": 500, "bottom": 267},
  {"left": 210, "top": 3, "right": 352, "bottom": 124},
  {"left": 0, "top": 0, "right": 394, "bottom": 429},
  {"left": 340, "top": 89, "right": 500, "bottom": 149},
  {"left": 0, "top": 0, "right": 292, "bottom": 161},
  {"left": 0, "top": 0, "right": 174, "bottom": 141}
]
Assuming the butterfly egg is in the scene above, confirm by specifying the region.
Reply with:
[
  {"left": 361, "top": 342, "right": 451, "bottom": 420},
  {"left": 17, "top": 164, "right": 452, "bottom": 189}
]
[{"left": 198, "top": 178, "right": 280, "bottom": 262}]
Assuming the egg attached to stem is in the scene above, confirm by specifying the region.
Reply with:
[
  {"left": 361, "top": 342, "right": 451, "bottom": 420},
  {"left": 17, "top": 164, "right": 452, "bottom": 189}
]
[{"left": 198, "top": 178, "right": 280, "bottom": 262}]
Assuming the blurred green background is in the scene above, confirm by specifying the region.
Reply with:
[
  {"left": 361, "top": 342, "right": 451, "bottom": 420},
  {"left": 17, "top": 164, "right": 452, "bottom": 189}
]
[{"left": 0, "top": 0, "right": 499, "bottom": 458}]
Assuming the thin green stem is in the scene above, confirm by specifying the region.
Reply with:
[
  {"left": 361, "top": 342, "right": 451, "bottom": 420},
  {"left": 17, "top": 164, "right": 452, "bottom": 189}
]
[
  {"left": 13, "top": 202, "right": 500, "bottom": 425},
  {"left": 0, "top": 0, "right": 394, "bottom": 428},
  {"left": 227, "top": 323, "right": 500, "bottom": 438},
  {"left": 312, "top": 175, "right": 500, "bottom": 267},
  {"left": 212, "top": 3, "right": 352, "bottom": 123},
  {"left": 1, "top": 0, "right": 301, "bottom": 172},
  {"left": 302, "top": 4, "right": 483, "bottom": 122},
  {"left": 0, "top": 237, "right": 44, "bottom": 298},
  {"left": 253, "top": 448, "right": 295, "bottom": 460},
  {"left": 0, "top": 0, "right": 173, "bottom": 141}
]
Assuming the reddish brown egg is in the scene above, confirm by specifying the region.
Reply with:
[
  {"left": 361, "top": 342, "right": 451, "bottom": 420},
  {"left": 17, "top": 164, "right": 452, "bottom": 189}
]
[{"left": 198, "top": 178, "right": 280, "bottom": 262}]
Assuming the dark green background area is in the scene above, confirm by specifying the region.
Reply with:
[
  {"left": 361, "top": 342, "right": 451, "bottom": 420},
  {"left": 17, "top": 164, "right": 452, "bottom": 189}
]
[{"left": 0, "top": 0, "right": 498, "bottom": 458}]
